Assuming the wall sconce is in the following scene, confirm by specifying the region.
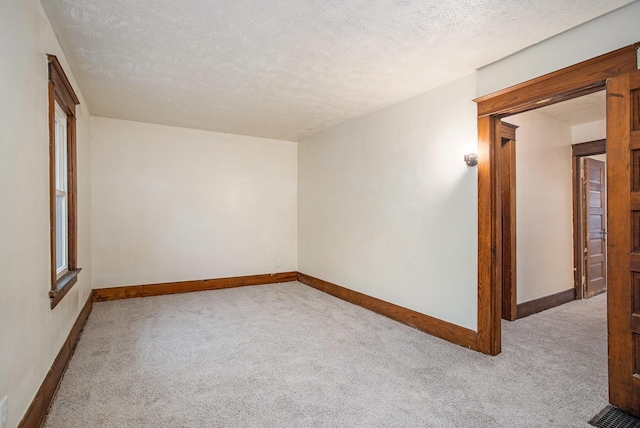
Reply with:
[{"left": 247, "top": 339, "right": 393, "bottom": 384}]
[{"left": 464, "top": 153, "right": 478, "bottom": 167}]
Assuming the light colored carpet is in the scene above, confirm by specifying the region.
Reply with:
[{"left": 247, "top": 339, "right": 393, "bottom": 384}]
[{"left": 44, "top": 282, "right": 608, "bottom": 427}]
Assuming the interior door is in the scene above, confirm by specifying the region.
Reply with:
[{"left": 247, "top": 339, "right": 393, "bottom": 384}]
[
  {"left": 583, "top": 158, "right": 607, "bottom": 298},
  {"left": 607, "top": 69, "right": 640, "bottom": 416}
]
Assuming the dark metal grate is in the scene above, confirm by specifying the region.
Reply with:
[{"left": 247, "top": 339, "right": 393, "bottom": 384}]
[{"left": 590, "top": 406, "right": 640, "bottom": 428}]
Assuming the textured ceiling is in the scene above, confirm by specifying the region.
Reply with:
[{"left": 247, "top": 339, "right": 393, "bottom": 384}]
[
  {"left": 41, "top": 0, "right": 634, "bottom": 141},
  {"left": 535, "top": 91, "right": 606, "bottom": 126}
]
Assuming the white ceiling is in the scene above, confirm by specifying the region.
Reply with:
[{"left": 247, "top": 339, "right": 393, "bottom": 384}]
[
  {"left": 535, "top": 91, "right": 606, "bottom": 126},
  {"left": 41, "top": 0, "right": 634, "bottom": 141}
]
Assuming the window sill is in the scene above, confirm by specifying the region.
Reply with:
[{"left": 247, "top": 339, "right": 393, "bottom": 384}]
[{"left": 49, "top": 268, "right": 82, "bottom": 309}]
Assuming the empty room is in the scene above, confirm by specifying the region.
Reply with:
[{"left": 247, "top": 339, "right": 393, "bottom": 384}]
[{"left": 2, "top": 0, "right": 640, "bottom": 427}]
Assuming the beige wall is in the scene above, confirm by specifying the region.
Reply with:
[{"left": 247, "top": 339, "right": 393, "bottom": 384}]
[
  {"left": 298, "top": 74, "right": 479, "bottom": 330},
  {"left": 507, "top": 113, "right": 607, "bottom": 304},
  {"left": 507, "top": 112, "right": 574, "bottom": 303},
  {"left": 573, "top": 119, "right": 606, "bottom": 144},
  {"left": 0, "top": 2, "right": 92, "bottom": 427},
  {"left": 91, "top": 117, "right": 298, "bottom": 288},
  {"left": 588, "top": 153, "right": 607, "bottom": 163}
]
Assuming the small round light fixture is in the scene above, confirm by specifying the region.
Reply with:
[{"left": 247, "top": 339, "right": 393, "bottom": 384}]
[{"left": 464, "top": 153, "right": 478, "bottom": 167}]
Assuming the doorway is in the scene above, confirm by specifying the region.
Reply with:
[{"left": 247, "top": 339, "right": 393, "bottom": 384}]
[
  {"left": 573, "top": 142, "right": 608, "bottom": 299},
  {"left": 473, "top": 42, "right": 640, "bottom": 415},
  {"left": 499, "top": 93, "right": 607, "bottom": 321}
]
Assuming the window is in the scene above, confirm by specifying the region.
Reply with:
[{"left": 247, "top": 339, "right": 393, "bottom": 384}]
[
  {"left": 48, "top": 54, "right": 81, "bottom": 308},
  {"left": 54, "top": 103, "right": 68, "bottom": 278}
]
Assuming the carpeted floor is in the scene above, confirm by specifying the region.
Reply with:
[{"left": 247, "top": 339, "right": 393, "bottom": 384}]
[{"left": 44, "top": 281, "right": 608, "bottom": 427}]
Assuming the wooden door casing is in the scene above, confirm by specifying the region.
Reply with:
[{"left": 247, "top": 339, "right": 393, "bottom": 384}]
[
  {"left": 572, "top": 140, "right": 607, "bottom": 301},
  {"left": 474, "top": 43, "right": 639, "bottom": 357},
  {"left": 584, "top": 158, "right": 607, "bottom": 298},
  {"left": 607, "top": 69, "right": 640, "bottom": 416},
  {"left": 501, "top": 122, "right": 518, "bottom": 321}
]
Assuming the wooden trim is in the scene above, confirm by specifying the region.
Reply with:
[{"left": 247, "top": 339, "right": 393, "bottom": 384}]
[
  {"left": 474, "top": 44, "right": 639, "bottom": 117},
  {"left": 48, "top": 54, "right": 81, "bottom": 309},
  {"left": 501, "top": 124, "right": 517, "bottom": 321},
  {"left": 572, "top": 139, "right": 607, "bottom": 157},
  {"left": 476, "top": 116, "right": 503, "bottom": 355},
  {"left": 93, "top": 272, "right": 298, "bottom": 301},
  {"left": 572, "top": 154, "right": 584, "bottom": 300},
  {"left": 18, "top": 290, "right": 94, "bottom": 428},
  {"left": 501, "top": 122, "right": 518, "bottom": 140},
  {"left": 475, "top": 43, "right": 638, "bottom": 357},
  {"left": 47, "top": 54, "right": 79, "bottom": 109},
  {"left": 49, "top": 268, "right": 82, "bottom": 309},
  {"left": 571, "top": 139, "right": 607, "bottom": 301},
  {"left": 48, "top": 80, "right": 57, "bottom": 294},
  {"left": 297, "top": 272, "right": 477, "bottom": 350},
  {"left": 516, "top": 288, "right": 575, "bottom": 319},
  {"left": 67, "top": 114, "right": 78, "bottom": 272}
]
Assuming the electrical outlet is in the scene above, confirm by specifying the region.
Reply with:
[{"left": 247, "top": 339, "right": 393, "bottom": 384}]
[
  {"left": 276, "top": 258, "right": 281, "bottom": 268},
  {"left": 1, "top": 395, "right": 8, "bottom": 428}
]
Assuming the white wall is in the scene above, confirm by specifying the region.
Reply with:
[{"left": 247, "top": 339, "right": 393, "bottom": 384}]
[
  {"left": 573, "top": 119, "right": 606, "bottom": 144},
  {"left": 297, "top": 2, "right": 638, "bottom": 332},
  {"left": 507, "top": 112, "right": 574, "bottom": 303},
  {"left": 91, "top": 117, "right": 298, "bottom": 288},
  {"left": 0, "top": 1, "right": 92, "bottom": 427},
  {"left": 298, "top": 74, "right": 478, "bottom": 330},
  {"left": 588, "top": 153, "right": 607, "bottom": 163},
  {"left": 476, "top": 1, "right": 640, "bottom": 97}
]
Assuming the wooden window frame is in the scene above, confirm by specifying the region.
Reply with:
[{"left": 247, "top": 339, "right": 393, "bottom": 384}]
[
  {"left": 473, "top": 43, "right": 639, "bottom": 355},
  {"left": 48, "top": 54, "right": 81, "bottom": 309}
]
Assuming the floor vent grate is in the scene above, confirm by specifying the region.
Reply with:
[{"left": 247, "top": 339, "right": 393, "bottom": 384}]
[{"left": 590, "top": 406, "right": 640, "bottom": 428}]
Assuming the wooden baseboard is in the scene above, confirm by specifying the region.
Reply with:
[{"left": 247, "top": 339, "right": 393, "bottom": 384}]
[
  {"left": 297, "top": 272, "right": 477, "bottom": 350},
  {"left": 18, "top": 290, "right": 94, "bottom": 428},
  {"left": 516, "top": 288, "right": 575, "bottom": 319},
  {"left": 93, "top": 272, "right": 298, "bottom": 302}
]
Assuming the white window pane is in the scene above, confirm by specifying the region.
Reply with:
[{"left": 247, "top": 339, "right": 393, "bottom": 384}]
[
  {"left": 56, "top": 194, "right": 67, "bottom": 274},
  {"left": 54, "top": 103, "right": 67, "bottom": 192},
  {"left": 54, "top": 101, "right": 69, "bottom": 278}
]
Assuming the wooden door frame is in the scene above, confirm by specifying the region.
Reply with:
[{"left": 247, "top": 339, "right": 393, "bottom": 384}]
[
  {"left": 473, "top": 43, "right": 639, "bottom": 356},
  {"left": 501, "top": 123, "right": 518, "bottom": 321},
  {"left": 572, "top": 139, "right": 607, "bottom": 301}
]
